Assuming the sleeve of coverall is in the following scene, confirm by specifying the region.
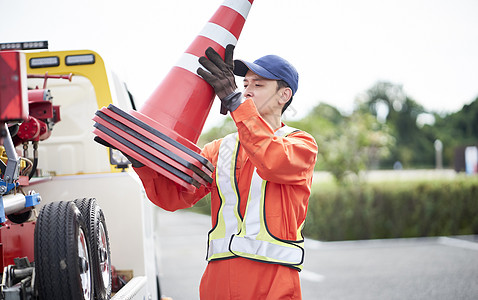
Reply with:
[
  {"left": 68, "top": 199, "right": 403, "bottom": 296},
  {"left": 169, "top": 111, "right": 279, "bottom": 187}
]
[
  {"left": 231, "top": 99, "right": 318, "bottom": 185},
  {"left": 132, "top": 141, "right": 219, "bottom": 211}
]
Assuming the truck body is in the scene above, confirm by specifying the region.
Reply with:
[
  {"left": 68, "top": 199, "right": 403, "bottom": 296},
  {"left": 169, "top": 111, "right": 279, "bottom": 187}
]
[{"left": 0, "top": 43, "right": 162, "bottom": 299}]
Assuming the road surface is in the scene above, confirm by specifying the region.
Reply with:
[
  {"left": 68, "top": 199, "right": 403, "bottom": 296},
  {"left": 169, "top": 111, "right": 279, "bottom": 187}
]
[{"left": 155, "top": 209, "right": 478, "bottom": 300}]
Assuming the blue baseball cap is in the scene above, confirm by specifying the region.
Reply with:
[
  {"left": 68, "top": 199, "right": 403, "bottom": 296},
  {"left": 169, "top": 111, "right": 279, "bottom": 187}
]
[{"left": 233, "top": 55, "right": 299, "bottom": 95}]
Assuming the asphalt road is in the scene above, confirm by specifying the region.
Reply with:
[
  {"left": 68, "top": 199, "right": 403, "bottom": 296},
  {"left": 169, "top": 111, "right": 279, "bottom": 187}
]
[{"left": 155, "top": 209, "right": 478, "bottom": 300}]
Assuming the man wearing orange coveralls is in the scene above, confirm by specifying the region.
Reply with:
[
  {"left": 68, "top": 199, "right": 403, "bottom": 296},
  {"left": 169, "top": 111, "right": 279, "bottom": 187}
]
[{"left": 133, "top": 45, "right": 318, "bottom": 299}]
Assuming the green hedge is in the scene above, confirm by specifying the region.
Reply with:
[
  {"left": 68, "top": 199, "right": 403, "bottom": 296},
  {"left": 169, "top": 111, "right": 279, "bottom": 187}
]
[
  {"left": 304, "top": 176, "right": 478, "bottom": 241},
  {"left": 187, "top": 177, "right": 478, "bottom": 241}
]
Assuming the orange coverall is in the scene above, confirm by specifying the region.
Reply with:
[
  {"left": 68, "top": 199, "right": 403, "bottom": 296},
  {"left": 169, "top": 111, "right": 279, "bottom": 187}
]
[{"left": 134, "top": 99, "right": 318, "bottom": 299}]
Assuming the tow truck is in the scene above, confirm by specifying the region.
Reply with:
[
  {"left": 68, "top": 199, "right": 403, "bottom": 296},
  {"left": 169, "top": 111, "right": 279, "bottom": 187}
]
[{"left": 0, "top": 41, "right": 161, "bottom": 299}]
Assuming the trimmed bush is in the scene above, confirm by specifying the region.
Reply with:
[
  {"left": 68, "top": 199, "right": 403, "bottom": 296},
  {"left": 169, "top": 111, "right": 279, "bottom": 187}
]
[
  {"left": 304, "top": 177, "right": 478, "bottom": 241},
  {"left": 187, "top": 176, "right": 478, "bottom": 241}
]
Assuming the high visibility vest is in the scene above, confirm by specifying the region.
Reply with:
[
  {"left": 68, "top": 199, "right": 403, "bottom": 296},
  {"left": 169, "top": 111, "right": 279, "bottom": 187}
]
[{"left": 206, "top": 126, "right": 305, "bottom": 271}]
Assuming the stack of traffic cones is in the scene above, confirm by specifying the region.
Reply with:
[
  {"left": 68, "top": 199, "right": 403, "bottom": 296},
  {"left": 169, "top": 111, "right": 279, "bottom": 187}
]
[{"left": 93, "top": 0, "right": 254, "bottom": 191}]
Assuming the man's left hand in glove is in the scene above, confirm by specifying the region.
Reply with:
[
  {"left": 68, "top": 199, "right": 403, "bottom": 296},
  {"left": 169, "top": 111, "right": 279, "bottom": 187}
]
[{"left": 197, "top": 44, "right": 243, "bottom": 114}]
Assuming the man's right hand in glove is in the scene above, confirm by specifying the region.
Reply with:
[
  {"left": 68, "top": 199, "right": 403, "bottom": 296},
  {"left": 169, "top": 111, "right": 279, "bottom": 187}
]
[{"left": 197, "top": 44, "right": 244, "bottom": 114}]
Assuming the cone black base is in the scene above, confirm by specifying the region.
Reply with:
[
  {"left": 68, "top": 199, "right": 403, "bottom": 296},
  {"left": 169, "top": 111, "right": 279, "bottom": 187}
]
[{"left": 93, "top": 105, "right": 213, "bottom": 191}]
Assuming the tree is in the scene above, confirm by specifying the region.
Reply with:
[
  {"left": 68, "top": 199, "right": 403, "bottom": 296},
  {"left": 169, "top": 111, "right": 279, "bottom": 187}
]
[
  {"left": 197, "top": 117, "right": 236, "bottom": 147},
  {"left": 290, "top": 104, "right": 394, "bottom": 183},
  {"left": 320, "top": 111, "right": 393, "bottom": 183},
  {"left": 287, "top": 103, "right": 343, "bottom": 172},
  {"left": 199, "top": 102, "right": 394, "bottom": 184},
  {"left": 198, "top": 86, "right": 478, "bottom": 178},
  {"left": 355, "top": 81, "right": 434, "bottom": 168}
]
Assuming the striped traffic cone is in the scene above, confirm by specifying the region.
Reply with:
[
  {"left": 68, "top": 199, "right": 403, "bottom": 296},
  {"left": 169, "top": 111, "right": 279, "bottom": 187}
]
[{"left": 93, "top": 0, "right": 254, "bottom": 191}]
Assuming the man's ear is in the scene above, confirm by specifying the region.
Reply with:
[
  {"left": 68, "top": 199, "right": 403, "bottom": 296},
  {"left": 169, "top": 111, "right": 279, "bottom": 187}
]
[{"left": 279, "top": 87, "right": 293, "bottom": 105}]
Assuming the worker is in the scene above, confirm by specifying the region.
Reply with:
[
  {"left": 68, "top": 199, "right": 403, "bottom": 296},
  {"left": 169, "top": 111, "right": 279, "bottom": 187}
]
[{"left": 133, "top": 44, "right": 318, "bottom": 299}]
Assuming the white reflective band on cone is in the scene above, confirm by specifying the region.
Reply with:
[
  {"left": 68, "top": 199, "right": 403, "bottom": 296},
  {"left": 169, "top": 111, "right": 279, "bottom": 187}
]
[
  {"left": 222, "top": 0, "right": 253, "bottom": 19},
  {"left": 175, "top": 53, "right": 202, "bottom": 76},
  {"left": 199, "top": 22, "right": 238, "bottom": 48}
]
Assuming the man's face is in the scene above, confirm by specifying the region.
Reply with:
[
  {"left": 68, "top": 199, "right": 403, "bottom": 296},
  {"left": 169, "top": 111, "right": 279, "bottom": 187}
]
[{"left": 242, "top": 70, "right": 281, "bottom": 116}]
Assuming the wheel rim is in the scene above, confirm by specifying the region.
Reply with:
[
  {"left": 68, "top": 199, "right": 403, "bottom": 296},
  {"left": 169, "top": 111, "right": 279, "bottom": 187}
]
[
  {"left": 98, "top": 222, "right": 111, "bottom": 288},
  {"left": 78, "top": 228, "right": 92, "bottom": 300}
]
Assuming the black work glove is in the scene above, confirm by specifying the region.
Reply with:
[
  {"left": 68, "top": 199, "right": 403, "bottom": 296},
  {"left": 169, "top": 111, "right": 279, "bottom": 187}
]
[
  {"left": 122, "top": 153, "right": 144, "bottom": 168},
  {"left": 197, "top": 44, "right": 243, "bottom": 114},
  {"left": 94, "top": 136, "right": 144, "bottom": 168}
]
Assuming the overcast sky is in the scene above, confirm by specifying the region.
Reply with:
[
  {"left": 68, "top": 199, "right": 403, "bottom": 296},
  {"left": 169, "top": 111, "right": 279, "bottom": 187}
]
[{"left": 1, "top": 0, "right": 478, "bottom": 129}]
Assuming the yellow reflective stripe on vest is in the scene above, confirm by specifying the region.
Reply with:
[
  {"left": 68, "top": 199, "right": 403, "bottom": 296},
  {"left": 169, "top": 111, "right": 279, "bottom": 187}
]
[
  {"left": 229, "top": 170, "right": 304, "bottom": 267},
  {"left": 207, "top": 133, "right": 241, "bottom": 260},
  {"left": 209, "top": 125, "right": 304, "bottom": 269}
]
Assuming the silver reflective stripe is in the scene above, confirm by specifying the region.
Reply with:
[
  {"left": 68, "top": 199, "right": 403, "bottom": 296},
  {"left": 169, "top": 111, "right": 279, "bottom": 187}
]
[
  {"left": 275, "top": 125, "right": 297, "bottom": 137},
  {"left": 240, "top": 170, "right": 263, "bottom": 236},
  {"left": 207, "top": 133, "right": 240, "bottom": 259},
  {"left": 208, "top": 237, "right": 232, "bottom": 258},
  {"left": 229, "top": 125, "right": 304, "bottom": 265},
  {"left": 229, "top": 236, "right": 304, "bottom": 265},
  {"left": 209, "top": 126, "right": 304, "bottom": 266}
]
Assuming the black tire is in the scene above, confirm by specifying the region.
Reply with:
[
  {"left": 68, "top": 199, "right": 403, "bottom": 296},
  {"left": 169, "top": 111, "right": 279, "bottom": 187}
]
[
  {"left": 74, "top": 198, "right": 112, "bottom": 300},
  {"left": 34, "top": 201, "right": 93, "bottom": 300},
  {"left": 7, "top": 209, "right": 32, "bottom": 224}
]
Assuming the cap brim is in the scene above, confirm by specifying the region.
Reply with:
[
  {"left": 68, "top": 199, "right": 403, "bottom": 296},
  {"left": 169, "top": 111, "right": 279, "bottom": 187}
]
[{"left": 233, "top": 59, "right": 281, "bottom": 80}]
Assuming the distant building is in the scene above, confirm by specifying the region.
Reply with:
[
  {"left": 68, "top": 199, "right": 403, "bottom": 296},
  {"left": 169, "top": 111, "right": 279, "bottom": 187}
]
[{"left": 454, "top": 145, "right": 478, "bottom": 174}]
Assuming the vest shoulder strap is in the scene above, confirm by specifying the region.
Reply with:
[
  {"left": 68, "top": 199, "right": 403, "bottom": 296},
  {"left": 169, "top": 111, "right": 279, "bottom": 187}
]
[{"left": 275, "top": 125, "right": 300, "bottom": 137}]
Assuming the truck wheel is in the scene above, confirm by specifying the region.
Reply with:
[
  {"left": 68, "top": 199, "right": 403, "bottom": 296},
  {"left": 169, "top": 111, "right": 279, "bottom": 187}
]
[
  {"left": 74, "top": 198, "right": 112, "bottom": 300},
  {"left": 34, "top": 201, "right": 93, "bottom": 300}
]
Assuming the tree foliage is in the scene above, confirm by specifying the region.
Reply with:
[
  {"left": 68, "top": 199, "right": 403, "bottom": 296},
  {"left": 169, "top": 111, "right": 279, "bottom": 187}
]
[
  {"left": 288, "top": 104, "right": 394, "bottom": 183},
  {"left": 355, "top": 81, "right": 436, "bottom": 168},
  {"left": 197, "top": 117, "right": 236, "bottom": 147},
  {"left": 198, "top": 82, "right": 478, "bottom": 180}
]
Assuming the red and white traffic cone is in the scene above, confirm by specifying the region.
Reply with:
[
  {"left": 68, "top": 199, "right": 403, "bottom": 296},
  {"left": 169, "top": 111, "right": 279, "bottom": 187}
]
[{"left": 94, "top": 0, "right": 254, "bottom": 191}]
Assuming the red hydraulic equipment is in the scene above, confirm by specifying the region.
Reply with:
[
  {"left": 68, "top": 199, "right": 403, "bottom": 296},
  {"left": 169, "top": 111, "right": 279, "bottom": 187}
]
[
  {"left": 0, "top": 51, "right": 29, "bottom": 123},
  {"left": 15, "top": 73, "right": 65, "bottom": 145},
  {"left": 0, "top": 51, "right": 66, "bottom": 270},
  {"left": 93, "top": 0, "right": 254, "bottom": 191}
]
